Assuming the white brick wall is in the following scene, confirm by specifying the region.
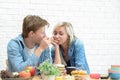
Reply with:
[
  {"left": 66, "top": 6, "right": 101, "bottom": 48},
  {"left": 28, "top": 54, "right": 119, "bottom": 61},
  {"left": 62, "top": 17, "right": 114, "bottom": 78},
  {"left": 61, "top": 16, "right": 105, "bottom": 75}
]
[{"left": 0, "top": 0, "right": 120, "bottom": 74}]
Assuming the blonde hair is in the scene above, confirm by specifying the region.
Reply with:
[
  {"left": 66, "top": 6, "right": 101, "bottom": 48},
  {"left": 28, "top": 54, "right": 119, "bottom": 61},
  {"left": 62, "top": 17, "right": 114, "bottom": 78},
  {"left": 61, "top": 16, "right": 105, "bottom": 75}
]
[{"left": 53, "top": 22, "right": 75, "bottom": 45}]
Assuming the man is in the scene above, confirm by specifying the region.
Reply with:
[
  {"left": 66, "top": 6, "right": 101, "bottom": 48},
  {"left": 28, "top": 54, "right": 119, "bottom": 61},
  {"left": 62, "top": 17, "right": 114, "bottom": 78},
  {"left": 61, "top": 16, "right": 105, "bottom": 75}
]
[{"left": 7, "top": 15, "right": 51, "bottom": 72}]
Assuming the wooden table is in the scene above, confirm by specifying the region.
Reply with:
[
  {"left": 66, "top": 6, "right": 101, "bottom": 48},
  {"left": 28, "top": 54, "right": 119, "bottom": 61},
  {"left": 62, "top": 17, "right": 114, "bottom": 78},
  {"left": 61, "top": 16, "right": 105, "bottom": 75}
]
[
  {"left": 31, "top": 75, "right": 42, "bottom": 80},
  {"left": 0, "top": 75, "right": 111, "bottom": 80},
  {"left": 31, "top": 75, "right": 111, "bottom": 80}
]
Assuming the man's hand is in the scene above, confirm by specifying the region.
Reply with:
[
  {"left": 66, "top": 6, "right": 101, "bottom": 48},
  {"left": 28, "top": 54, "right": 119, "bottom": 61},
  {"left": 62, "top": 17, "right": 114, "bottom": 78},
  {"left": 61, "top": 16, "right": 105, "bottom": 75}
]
[
  {"left": 35, "top": 37, "right": 51, "bottom": 57},
  {"left": 39, "top": 37, "right": 51, "bottom": 50}
]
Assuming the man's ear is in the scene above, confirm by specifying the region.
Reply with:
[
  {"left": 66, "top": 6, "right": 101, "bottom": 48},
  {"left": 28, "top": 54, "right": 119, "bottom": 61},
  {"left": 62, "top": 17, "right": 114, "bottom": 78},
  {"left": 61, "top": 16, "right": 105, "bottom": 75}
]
[{"left": 28, "top": 31, "right": 34, "bottom": 37}]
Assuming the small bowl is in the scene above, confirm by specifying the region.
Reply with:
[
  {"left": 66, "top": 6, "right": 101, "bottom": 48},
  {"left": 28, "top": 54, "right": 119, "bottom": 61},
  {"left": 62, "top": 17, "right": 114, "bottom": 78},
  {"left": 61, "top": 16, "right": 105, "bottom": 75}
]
[
  {"left": 111, "top": 65, "right": 120, "bottom": 68},
  {"left": 109, "top": 73, "right": 120, "bottom": 79},
  {"left": 111, "top": 67, "right": 120, "bottom": 71},
  {"left": 111, "top": 65, "right": 120, "bottom": 71},
  {"left": 108, "top": 69, "right": 120, "bottom": 73},
  {"left": 66, "top": 67, "right": 76, "bottom": 74}
]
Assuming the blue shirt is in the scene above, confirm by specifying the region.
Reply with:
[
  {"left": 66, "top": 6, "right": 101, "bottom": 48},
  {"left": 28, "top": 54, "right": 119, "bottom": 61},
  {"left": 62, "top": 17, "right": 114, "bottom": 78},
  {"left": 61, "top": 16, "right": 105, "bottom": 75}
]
[
  {"left": 7, "top": 34, "right": 50, "bottom": 72},
  {"left": 51, "top": 37, "right": 90, "bottom": 74}
]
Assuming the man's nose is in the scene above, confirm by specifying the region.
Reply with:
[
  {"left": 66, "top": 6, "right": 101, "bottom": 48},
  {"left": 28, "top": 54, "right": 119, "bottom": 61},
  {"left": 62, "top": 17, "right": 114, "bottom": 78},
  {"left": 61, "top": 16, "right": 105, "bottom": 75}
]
[{"left": 43, "top": 34, "right": 47, "bottom": 38}]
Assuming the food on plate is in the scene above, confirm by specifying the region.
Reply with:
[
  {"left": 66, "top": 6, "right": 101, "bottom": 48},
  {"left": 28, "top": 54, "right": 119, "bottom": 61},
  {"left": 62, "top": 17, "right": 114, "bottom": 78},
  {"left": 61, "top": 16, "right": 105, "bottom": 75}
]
[
  {"left": 55, "top": 76, "right": 63, "bottom": 80},
  {"left": 0, "top": 70, "right": 19, "bottom": 79},
  {"left": 55, "top": 64, "right": 65, "bottom": 71},
  {"left": 71, "top": 70, "right": 88, "bottom": 80},
  {"left": 100, "top": 74, "right": 109, "bottom": 79},
  {"left": 90, "top": 73, "right": 101, "bottom": 79},
  {"left": 25, "top": 66, "right": 36, "bottom": 76},
  {"left": 55, "top": 64, "right": 66, "bottom": 75},
  {"left": 19, "top": 70, "right": 31, "bottom": 78},
  {"left": 71, "top": 70, "right": 87, "bottom": 75},
  {"left": 19, "top": 66, "right": 36, "bottom": 78},
  {"left": 63, "top": 75, "right": 75, "bottom": 80}
]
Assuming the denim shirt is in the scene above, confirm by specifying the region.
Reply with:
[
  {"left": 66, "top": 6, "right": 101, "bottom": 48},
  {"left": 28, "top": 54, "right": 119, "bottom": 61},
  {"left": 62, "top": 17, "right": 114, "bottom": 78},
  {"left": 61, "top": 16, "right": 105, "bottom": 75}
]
[
  {"left": 7, "top": 34, "right": 50, "bottom": 72},
  {"left": 51, "top": 37, "right": 90, "bottom": 74}
]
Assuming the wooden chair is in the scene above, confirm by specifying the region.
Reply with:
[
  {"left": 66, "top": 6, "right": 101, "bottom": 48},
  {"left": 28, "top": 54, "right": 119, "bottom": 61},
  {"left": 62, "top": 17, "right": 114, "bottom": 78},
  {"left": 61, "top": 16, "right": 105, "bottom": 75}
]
[{"left": 6, "top": 59, "right": 8, "bottom": 70}]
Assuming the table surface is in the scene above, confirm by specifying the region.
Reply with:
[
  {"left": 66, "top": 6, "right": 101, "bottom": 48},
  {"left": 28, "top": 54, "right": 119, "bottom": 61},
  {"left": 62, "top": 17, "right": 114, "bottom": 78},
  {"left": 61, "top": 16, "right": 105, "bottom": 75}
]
[
  {"left": 0, "top": 75, "right": 112, "bottom": 80},
  {"left": 31, "top": 75, "right": 111, "bottom": 80}
]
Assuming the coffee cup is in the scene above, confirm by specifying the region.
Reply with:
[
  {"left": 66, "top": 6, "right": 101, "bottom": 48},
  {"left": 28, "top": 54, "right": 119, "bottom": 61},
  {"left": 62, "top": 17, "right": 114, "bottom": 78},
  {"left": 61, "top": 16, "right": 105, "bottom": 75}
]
[{"left": 66, "top": 67, "right": 76, "bottom": 75}]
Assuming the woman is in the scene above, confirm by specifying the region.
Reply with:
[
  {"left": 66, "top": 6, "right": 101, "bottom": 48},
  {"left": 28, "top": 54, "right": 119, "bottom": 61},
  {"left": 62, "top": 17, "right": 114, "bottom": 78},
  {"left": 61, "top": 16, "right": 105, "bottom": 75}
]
[{"left": 51, "top": 22, "right": 90, "bottom": 74}]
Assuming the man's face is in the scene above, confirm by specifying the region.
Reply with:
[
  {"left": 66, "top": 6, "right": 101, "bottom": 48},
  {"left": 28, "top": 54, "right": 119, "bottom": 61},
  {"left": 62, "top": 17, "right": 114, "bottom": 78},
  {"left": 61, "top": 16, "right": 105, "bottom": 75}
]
[{"left": 32, "top": 27, "right": 46, "bottom": 44}]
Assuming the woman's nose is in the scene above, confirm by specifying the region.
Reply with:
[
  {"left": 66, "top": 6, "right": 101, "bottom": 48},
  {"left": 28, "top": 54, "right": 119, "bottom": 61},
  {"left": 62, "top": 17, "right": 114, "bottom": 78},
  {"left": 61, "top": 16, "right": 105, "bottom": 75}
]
[
  {"left": 56, "top": 35, "right": 59, "bottom": 38},
  {"left": 55, "top": 34, "right": 59, "bottom": 38}
]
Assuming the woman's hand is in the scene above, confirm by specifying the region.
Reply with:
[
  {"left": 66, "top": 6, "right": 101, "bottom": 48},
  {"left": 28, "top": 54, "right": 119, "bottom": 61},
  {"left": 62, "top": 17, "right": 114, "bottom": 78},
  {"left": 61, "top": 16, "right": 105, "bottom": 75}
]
[
  {"left": 51, "top": 37, "right": 59, "bottom": 48},
  {"left": 51, "top": 37, "right": 61, "bottom": 64}
]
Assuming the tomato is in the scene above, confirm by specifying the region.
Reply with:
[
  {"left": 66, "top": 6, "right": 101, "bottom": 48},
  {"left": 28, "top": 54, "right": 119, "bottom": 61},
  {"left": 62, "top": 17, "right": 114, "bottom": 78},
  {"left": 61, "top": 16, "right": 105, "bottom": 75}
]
[{"left": 19, "top": 71, "right": 31, "bottom": 78}]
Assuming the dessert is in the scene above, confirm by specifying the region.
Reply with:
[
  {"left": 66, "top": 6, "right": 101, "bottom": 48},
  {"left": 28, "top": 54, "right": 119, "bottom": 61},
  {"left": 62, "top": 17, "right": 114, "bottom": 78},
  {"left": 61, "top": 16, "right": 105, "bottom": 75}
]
[
  {"left": 71, "top": 70, "right": 87, "bottom": 75},
  {"left": 71, "top": 70, "right": 88, "bottom": 80},
  {"left": 55, "top": 64, "right": 66, "bottom": 75}
]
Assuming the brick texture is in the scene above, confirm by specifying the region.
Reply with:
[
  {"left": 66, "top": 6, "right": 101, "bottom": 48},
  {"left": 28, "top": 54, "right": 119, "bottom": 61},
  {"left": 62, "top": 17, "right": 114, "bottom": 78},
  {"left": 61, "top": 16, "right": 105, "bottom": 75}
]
[{"left": 0, "top": 0, "right": 120, "bottom": 74}]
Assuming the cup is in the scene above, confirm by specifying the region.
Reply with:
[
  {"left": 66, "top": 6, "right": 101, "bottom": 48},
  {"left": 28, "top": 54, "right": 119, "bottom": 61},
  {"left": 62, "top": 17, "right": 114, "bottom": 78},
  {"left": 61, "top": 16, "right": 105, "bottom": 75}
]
[{"left": 66, "top": 67, "right": 76, "bottom": 75}]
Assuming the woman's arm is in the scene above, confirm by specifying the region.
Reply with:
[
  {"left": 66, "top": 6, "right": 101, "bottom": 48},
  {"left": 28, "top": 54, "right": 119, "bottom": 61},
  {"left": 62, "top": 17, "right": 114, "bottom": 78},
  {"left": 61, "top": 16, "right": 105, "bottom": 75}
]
[
  {"left": 51, "top": 38, "right": 61, "bottom": 64},
  {"left": 74, "top": 39, "right": 90, "bottom": 74}
]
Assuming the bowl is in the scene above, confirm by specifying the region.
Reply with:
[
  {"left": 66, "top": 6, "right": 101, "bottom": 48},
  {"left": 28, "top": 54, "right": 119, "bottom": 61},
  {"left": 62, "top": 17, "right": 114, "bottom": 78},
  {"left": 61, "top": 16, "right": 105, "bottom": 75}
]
[
  {"left": 111, "top": 67, "right": 120, "bottom": 71},
  {"left": 111, "top": 65, "right": 120, "bottom": 68},
  {"left": 66, "top": 67, "right": 76, "bottom": 74},
  {"left": 109, "top": 73, "right": 120, "bottom": 79},
  {"left": 100, "top": 74, "right": 109, "bottom": 79},
  {"left": 108, "top": 69, "right": 120, "bottom": 73},
  {"left": 111, "top": 65, "right": 120, "bottom": 70}
]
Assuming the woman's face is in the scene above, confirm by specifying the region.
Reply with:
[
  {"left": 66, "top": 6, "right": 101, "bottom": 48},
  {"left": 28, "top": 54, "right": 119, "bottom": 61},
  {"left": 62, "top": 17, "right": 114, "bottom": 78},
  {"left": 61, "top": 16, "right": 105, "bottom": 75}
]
[{"left": 53, "top": 26, "right": 69, "bottom": 45}]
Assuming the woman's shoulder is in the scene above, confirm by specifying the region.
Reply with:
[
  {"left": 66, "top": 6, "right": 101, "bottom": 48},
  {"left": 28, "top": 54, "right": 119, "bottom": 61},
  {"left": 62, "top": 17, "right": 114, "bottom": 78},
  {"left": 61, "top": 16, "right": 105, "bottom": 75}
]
[{"left": 73, "top": 37, "right": 84, "bottom": 45}]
